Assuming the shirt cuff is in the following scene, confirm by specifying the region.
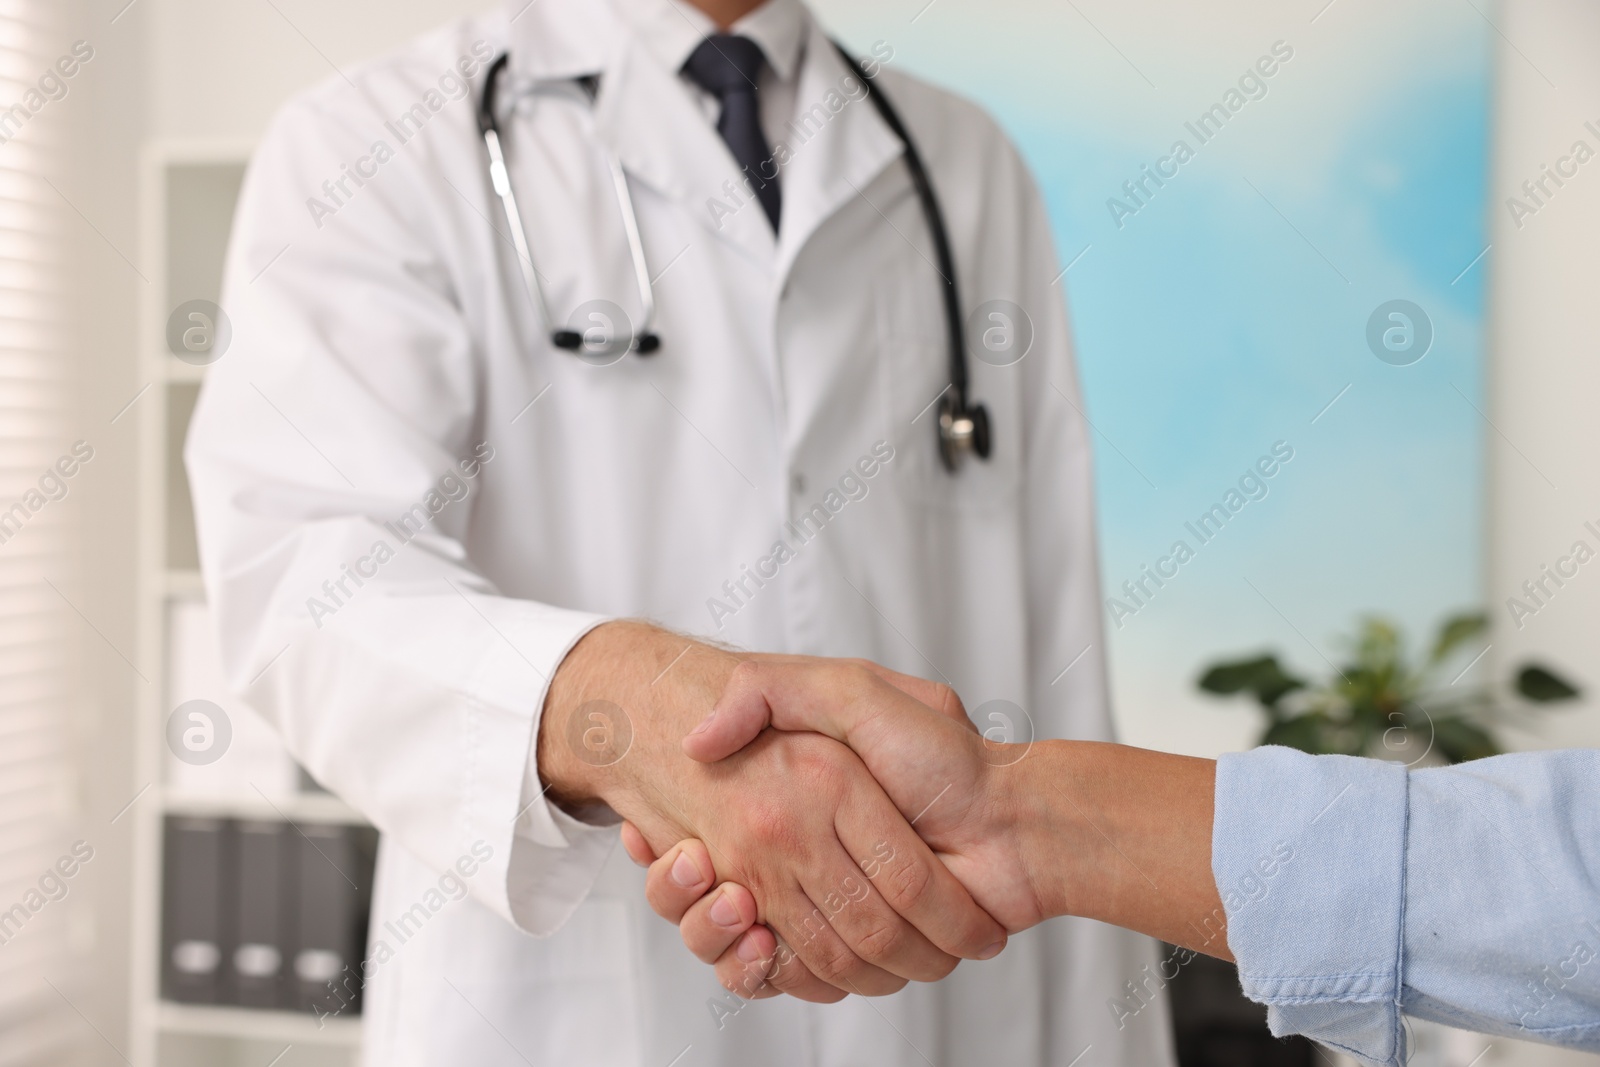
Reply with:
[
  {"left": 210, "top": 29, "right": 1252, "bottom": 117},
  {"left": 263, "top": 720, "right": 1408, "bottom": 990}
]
[{"left": 1214, "top": 746, "right": 1410, "bottom": 1066}]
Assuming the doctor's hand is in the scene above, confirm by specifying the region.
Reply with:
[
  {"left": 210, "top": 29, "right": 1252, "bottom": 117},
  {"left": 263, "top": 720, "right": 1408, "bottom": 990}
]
[{"left": 536, "top": 622, "right": 1008, "bottom": 1002}]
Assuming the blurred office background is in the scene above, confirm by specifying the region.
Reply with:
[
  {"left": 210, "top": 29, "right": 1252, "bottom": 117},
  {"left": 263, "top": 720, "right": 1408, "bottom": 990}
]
[{"left": 6, "top": 0, "right": 1598, "bottom": 1063}]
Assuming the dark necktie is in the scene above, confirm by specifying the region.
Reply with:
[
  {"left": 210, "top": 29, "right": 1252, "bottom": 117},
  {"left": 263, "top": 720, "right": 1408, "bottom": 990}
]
[{"left": 682, "top": 34, "right": 781, "bottom": 232}]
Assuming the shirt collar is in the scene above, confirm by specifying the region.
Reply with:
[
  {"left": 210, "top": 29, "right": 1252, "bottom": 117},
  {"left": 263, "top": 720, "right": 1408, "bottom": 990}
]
[
  {"left": 732, "top": 0, "right": 806, "bottom": 83},
  {"left": 508, "top": 0, "right": 807, "bottom": 84}
]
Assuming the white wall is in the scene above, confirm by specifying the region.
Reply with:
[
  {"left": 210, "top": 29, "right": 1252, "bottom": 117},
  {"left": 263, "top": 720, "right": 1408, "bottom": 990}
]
[
  {"left": 144, "top": 0, "right": 496, "bottom": 141},
  {"left": 1472, "top": 1, "right": 1600, "bottom": 1064},
  {"left": 1487, "top": 0, "right": 1600, "bottom": 753}
]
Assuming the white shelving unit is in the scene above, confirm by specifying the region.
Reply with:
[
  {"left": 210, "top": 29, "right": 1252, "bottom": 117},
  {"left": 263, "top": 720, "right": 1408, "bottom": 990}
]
[
  {"left": 156, "top": 1003, "right": 363, "bottom": 1048},
  {"left": 130, "top": 140, "right": 367, "bottom": 1067}
]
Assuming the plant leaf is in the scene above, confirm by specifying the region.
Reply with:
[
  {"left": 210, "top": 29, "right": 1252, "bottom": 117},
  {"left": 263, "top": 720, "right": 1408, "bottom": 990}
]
[
  {"left": 1198, "top": 655, "right": 1305, "bottom": 708},
  {"left": 1516, "top": 664, "right": 1580, "bottom": 703},
  {"left": 1261, "top": 713, "right": 1357, "bottom": 756},
  {"left": 1429, "top": 612, "right": 1487, "bottom": 665},
  {"left": 1429, "top": 716, "right": 1500, "bottom": 764},
  {"left": 1198, "top": 656, "right": 1272, "bottom": 694}
]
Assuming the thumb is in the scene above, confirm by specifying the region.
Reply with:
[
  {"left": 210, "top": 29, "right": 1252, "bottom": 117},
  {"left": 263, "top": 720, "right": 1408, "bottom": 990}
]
[
  {"left": 681, "top": 663, "right": 775, "bottom": 761},
  {"left": 853, "top": 661, "right": 975, "bottom": 733},
  {"left": 682, "top": 660, "right": 925, "bottom": 763}
]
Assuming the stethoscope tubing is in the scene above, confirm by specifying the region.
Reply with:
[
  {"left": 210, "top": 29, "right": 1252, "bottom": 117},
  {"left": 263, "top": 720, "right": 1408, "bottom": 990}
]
[
  {"left": 831, "top": 45, "right": 968, "bottom": 408},
  {"left": 478, "top": 54, "right": 659, "bottom": 352},
  {"left": 477, "top": 46, "right": 988, "bottom": 466}
]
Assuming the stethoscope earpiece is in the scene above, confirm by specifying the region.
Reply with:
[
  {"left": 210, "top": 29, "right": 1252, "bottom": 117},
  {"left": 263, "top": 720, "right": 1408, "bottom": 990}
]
[
  {"left": 633, "top": 333, "right": 661, "bottom": 355},
  {"left": 551, "top": 330, "right": 583, "bottom": 350}
]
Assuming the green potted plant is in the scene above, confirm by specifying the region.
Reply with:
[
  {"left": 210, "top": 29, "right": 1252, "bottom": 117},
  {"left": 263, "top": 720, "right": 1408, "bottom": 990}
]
[{"left": 1197, "top": 612, "right": 1580, "bottom": 763}]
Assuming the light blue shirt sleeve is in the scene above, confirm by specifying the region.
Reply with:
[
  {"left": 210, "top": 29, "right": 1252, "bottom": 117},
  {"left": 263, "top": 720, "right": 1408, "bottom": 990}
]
[{"left": 1213, "top": 746, "right": 1600, "bottom": 1065}]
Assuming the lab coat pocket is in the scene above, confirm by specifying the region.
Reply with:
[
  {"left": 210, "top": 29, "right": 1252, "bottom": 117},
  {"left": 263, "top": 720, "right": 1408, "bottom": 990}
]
[{"left": 875, "top": 278, "right": 1020, "bottom": 510}]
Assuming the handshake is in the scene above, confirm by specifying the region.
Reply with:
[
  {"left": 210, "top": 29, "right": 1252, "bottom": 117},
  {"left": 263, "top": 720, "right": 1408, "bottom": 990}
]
[{"left": 538, "top": 621, "right": 1226, "bottom": 1003}]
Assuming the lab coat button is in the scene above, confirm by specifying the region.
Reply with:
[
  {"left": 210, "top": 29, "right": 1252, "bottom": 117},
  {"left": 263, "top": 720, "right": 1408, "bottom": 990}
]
[{"left": 790, "top": 473, "right": 806, "bottom": 495}]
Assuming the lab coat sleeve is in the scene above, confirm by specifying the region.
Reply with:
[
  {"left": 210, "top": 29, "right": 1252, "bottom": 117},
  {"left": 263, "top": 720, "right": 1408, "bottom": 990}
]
[
  {"left": 990, "top": 145, "right": 1114, "bottom": 745},
  {"left": 1215, "top": 746, "right": 1600, "bottom": 1063},
  {"left": 184, "top": 87, "right": 618, "bottom": 938}
]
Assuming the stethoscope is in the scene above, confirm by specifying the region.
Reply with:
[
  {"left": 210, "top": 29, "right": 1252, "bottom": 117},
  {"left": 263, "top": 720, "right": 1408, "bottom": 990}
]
[{"left": 476, "top": 46, "right": 991, "bottom": 472}]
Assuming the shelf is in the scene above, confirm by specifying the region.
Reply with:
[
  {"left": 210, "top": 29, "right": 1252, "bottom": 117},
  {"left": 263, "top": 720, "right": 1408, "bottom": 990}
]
[
  {"left": 134, "top": 137, "right": 274, "bottom": 1067},
  {"left": 156, "top": 1002, "right": 362, "bottom": 1046},
  {"left": 162, "top": 789, "right": 369, "bottom": 827}
]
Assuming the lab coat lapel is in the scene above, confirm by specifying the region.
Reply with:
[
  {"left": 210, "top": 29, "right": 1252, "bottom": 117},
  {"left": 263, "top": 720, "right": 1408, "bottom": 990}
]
[
  {"left": 774, "top": 26, "right": 905, "bottom": 283},
  {"left": 592, "top": 33, "right": 777, "bottom": 264}
]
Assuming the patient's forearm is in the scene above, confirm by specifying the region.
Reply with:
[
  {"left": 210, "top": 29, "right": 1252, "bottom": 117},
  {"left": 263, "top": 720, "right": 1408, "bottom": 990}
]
[{"left": 1014, "top": 741, "right": 1231, "bottom": 959}]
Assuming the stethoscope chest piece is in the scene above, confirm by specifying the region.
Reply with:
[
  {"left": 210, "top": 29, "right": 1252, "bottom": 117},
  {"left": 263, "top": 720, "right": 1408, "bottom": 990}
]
[
  {"left": 937, "top": 392, "right": 991, "bottom": 472},
  {"left": 552, "top": 327, "right": 660, "bottom": 356}
]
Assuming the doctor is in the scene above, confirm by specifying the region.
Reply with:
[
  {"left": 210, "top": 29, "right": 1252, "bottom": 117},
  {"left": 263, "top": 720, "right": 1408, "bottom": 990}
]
[{"left": 186, "top": 0, "right": 1174, "bottom": 1063}]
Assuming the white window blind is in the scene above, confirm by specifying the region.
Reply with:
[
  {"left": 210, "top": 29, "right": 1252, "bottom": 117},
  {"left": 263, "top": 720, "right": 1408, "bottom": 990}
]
[{"left": 0, "top": 2, "right": 77, "bottom": 1064}]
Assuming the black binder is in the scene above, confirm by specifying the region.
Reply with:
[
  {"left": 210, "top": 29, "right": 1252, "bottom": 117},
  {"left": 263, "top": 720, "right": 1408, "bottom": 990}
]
[
  {"left": 159, "top": 813, "right": 377, "bottom": 1014},
  {"left": 232, "top": 820, "right": 288, "bottom": 1008},
  {"left": 160, "top": 817, "right": 233, "bottom": 1004},
  {"left": 287, "top": 823, "right": 375, "bottom": 1018}
]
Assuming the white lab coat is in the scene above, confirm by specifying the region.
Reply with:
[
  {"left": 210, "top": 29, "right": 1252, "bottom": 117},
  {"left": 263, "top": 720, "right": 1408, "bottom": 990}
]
[{"left": 185, "top": 0, "right": 1175, "bottom": 1064}]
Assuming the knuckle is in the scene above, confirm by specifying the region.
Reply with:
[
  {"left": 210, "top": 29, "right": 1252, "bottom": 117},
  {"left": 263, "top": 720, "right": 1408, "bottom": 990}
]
[
  {"left": 847, "top": 917, "right": 908, "bottom": 966},
  {"left": 645, "top": 888, "right": 673, "bottom": 920},
  {"left": 724, "top": 657, "right": 765, "bottom": 696},
  {"left": 685, "top": 933, "right": 717, "bottom": 964},
  {"left": 815, "top": 660, "right": 877, "bottom": 705},
  {"left": 766, "top": 742, "right": 850, "bottom": 808},
  {"left": 765, "top": 950, "right": 808, "bottom": 990},
  {"left": 763, "top": 955, "right": 799, "bottom": 989},
  {"left": 683, "top": 921, "right": 724, "bottom": 963},
  {"left": 839, "top": 660, "right": 883, "bottom": 693},
  {"left": 645, "top": 879, "right": 681, "bottom": 919},
  {"left": 863, "top": 973, "right": 910, "bottom": 997},
  {"left": 763, "top": 944, "right": 822, "bottom": 996},
  {"left": 924, "top": 952, "right": 959, "bottom": 981},
  {"left": 772, "top": 967, "right": 842, "bottom": 1003},
  {"left": 807, "top": 940, "right": 865, "bottom": 987},
  {"left": 931, "top": 682, "right": 967, "bottom": 721},
  {"left": 790, "top": 748, "right": 843, "bottom": 792},
  {"left": 842, "top": 663, "right": 880, "bottom": 698},
  {"left": 877, "top": 853, "right": 933, "bottom": 913},
  {"left": 739, "top": 799, "right": 799, "bottom": 852}
]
